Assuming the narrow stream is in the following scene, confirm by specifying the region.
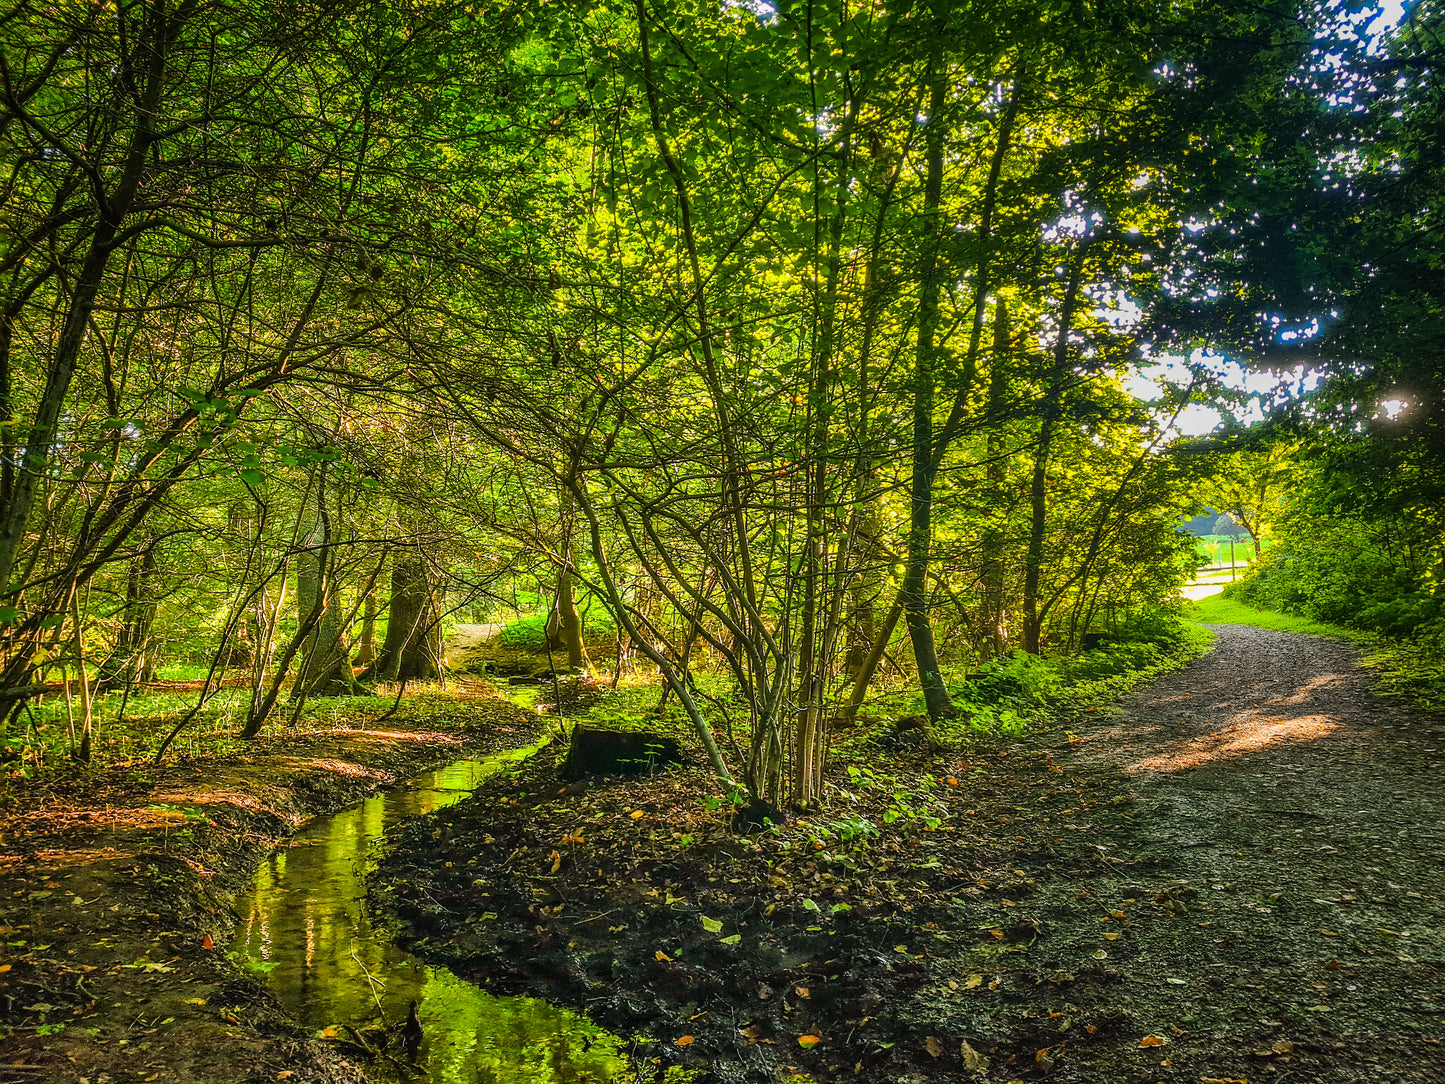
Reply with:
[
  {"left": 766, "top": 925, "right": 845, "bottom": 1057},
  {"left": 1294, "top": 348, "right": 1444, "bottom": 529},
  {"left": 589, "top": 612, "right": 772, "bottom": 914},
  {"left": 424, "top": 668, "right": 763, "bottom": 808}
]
[{"left": 229, "top": 747, "right": 631, "bottom": 1083}]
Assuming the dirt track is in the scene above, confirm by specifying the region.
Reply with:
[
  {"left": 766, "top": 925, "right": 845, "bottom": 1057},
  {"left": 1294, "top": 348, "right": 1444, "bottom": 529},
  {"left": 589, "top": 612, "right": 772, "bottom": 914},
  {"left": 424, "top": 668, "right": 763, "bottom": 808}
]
[{"left": 1029, "top": 623, "right": 1445, "bottom": 1080}]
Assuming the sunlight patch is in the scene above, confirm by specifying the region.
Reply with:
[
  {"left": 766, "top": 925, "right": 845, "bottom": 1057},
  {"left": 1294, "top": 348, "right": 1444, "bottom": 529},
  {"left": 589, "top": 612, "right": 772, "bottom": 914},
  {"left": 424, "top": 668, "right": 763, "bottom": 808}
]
[{"left": 1128, "top": 714, "right": 1342, "bottom": 773}]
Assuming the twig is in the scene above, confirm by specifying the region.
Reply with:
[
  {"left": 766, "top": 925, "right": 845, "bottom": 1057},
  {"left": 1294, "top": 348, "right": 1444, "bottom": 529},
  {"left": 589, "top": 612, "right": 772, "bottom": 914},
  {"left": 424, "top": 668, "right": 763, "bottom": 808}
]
[
  {"left": 576, "top": 909, "right": 621, "bottom": 925},
  {"left": 348, "top": 940, "right": 388, "bottom": 1017}
]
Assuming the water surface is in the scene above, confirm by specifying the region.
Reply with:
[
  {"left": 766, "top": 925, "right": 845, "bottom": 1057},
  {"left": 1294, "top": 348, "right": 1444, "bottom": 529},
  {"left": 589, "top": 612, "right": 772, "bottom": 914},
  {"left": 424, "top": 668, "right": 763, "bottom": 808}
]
[{"left": 230, "top": 750, "right": 629, "bottom": 1083}]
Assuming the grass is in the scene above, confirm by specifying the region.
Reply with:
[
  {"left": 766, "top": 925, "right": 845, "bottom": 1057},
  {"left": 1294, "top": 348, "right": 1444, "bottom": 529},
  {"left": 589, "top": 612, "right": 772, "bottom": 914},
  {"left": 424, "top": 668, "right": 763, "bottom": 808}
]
[{"left": 1189, "top": 594, "right": 1364, "bottom": 639}]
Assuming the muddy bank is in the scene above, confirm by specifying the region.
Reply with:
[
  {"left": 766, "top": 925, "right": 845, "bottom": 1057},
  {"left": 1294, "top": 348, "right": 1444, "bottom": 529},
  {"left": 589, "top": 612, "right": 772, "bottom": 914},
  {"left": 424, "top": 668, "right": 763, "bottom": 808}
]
[
  {"left": 372, "top": 627, "right": 1445, "bottom": 1083},
  {"left": 0, "top": 696, "right": 544, "bottom": 1084}
]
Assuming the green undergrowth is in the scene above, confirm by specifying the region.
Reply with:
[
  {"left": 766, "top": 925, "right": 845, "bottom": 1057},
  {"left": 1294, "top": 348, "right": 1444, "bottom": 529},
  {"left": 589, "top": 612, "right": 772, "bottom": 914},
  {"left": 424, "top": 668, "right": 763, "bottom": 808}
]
[
  {"left": 561, "top": 617, "right": 1215, "bottom": 757},
  {"left": 1361, "top": 636, "right": 1445, "bottom": 712},
  {"left": 927, "top": 618, "right": 1215, "bottom": 743},
  {"left": 497, "top": 610, "right": 616, "bottom": 649}
]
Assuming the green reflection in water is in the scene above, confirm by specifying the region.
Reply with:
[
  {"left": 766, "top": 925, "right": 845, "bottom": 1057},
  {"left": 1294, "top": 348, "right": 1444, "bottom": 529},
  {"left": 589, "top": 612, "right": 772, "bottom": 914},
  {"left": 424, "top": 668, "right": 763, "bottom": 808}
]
[{"left": 231, "top": 747, "right": 630, "bottom": 1083}]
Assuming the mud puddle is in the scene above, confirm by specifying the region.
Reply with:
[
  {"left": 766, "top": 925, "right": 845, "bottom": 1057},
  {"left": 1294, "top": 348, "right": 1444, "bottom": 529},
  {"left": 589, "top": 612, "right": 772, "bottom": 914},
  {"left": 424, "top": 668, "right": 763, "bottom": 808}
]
[{"left": 230, "top": 748, "right": 633, "bottom": 1083}]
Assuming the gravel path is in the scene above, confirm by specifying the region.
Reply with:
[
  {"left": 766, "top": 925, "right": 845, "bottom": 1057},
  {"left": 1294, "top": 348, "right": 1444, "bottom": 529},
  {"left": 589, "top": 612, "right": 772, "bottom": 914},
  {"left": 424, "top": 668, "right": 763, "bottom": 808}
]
[{"left": 1039, "top": 623, "right": 1445, "bottom": 1081}]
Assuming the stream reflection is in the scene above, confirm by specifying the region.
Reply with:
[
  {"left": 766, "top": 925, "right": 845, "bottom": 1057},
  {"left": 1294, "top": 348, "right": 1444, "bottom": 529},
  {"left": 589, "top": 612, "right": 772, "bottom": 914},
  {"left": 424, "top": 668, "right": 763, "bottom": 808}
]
[{"left": 231, "top": 751, "right": 628, "bottom": 1083}]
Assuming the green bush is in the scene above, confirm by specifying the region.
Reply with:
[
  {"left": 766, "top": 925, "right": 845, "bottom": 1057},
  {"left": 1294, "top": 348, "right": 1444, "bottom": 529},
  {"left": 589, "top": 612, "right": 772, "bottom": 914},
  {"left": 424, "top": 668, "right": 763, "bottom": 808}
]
[{"left": 1228, "top": 523, "right": 1439, "bottom": 639}]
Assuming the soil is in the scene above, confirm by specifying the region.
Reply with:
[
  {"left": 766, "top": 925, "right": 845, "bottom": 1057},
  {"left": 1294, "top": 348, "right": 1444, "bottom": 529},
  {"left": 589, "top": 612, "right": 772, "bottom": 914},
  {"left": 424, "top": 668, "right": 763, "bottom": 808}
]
[
  {"left": 0, "top": 690, "right": 545, "bottom": 1084},
  {"left": 371, "top": 625, "right": 1445, "bottom": 1084}
]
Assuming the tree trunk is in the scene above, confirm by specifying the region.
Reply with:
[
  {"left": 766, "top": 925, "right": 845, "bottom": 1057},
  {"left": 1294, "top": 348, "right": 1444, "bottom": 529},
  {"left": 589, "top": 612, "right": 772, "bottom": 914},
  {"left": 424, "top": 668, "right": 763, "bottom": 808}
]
[
  {"left": 361, "top": 545, "right": 440, "bottom": 684},
  {"left": 979, "top": 300, "right": 1012, "bottom": 658},
  {"left": 105, "top": 546, "right": 159, "bottom": 687},
  {"left": 291, "top": 493, "right": 362, "bottom": 700},
  {"left": 903, "top": 55, "right": 955, "bottom": 722},
  {"left": 1023, "top": 261, "right": 1087, "bottom": 654},
  {"left": 547, "top": 559, "right": 588, "bottom": 671},
  {"left": 72, "top": 589, "right": 94, "bottom": 763},
  {"left": 353, "top": 590, "right": 377, "bottom": 667}
]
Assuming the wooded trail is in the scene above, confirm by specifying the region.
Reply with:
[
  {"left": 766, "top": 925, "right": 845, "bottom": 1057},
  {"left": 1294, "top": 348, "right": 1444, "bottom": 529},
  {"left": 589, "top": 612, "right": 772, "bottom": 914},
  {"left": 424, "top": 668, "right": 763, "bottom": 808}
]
[{"left": 1036, "top": 622, "right": 1445, "bottom": 1080}]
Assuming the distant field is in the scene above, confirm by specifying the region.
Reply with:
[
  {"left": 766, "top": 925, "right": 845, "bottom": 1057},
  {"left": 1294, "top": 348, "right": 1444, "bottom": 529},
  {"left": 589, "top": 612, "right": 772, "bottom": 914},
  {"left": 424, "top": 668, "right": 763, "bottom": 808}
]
[{"left": 1192, "top": 533, "right": 1270, "bottom": 568}]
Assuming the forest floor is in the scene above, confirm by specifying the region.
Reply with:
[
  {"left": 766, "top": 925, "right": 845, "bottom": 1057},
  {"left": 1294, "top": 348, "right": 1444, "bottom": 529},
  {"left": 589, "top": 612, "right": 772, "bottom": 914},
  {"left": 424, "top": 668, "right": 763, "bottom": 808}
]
[
  {"left": 1, "top": 626, "right": 1440, "bottom": 1084},
  {"left": 0, "top": 689, "right": 544, "bottom": 1084},
  {"left": 373, "top": 625, "right": 1445, "bottom": 1084}
]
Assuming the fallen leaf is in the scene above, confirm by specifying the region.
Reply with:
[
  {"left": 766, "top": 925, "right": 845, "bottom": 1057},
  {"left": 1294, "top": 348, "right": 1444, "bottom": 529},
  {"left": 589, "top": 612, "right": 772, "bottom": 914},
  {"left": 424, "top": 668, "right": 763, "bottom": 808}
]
[
  {"left": 798, "top": 1034, "right": 822, "bottom": 1048},
  {"left": 700, "top": 915, "right": 723, "bottom": 934},
  {"left": 276, "top": 1073, "right": 294, "bottom": 1080},
  {"left": 655, "top": 950, "right": 672, "bottom": 962},
  {"left": 321, "top": 1026, "right": 338, "bottom": 1038},
  {"left": 630, "top": 810, "right": 646, "bottom": 820},
  {"left": 1272, "top": 1040, "right": 1296, "bottom": 1054},
  {"left": 676, "top": 1035, "right": 695, "bottom": 1047},
  {"left": 549, "top": 850, "right": 562, "bottom": 874},
  {"left": 720, "top": 934, "right": 741, "bottom": 946},
  {"left": 961, "top": 1039, "right": 990, "bottom": 1071},
  {"left": 964, "top": 973, "right": 983, "bottom": 989},
  {"left": 183, "top": 998, "right": 207, "bottom": 1006},
  {"left": 1102, "top": 932, "right": 1120, "bottom": 940},
  {"left": 202, "top": 934, "right": 214, "bottom": 950},
  {"left": 925, "top": 1036, "right": 943, "bottom": 1057},
  {"left": 0, "top": 964, "right": 9, "bottom": 974},
  {"left": 1036, "top": 1047, "right": 1055, "bottom": 1070},
  {"left": 739, "top": 1024, "right": 762, "bottom": 1043},
  {"left": 1140, "top": 1035, "right": 1167, "bottom": 1047},
  {"left": 988, "top": 928, "right": 1005, "bottom": 940}
]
